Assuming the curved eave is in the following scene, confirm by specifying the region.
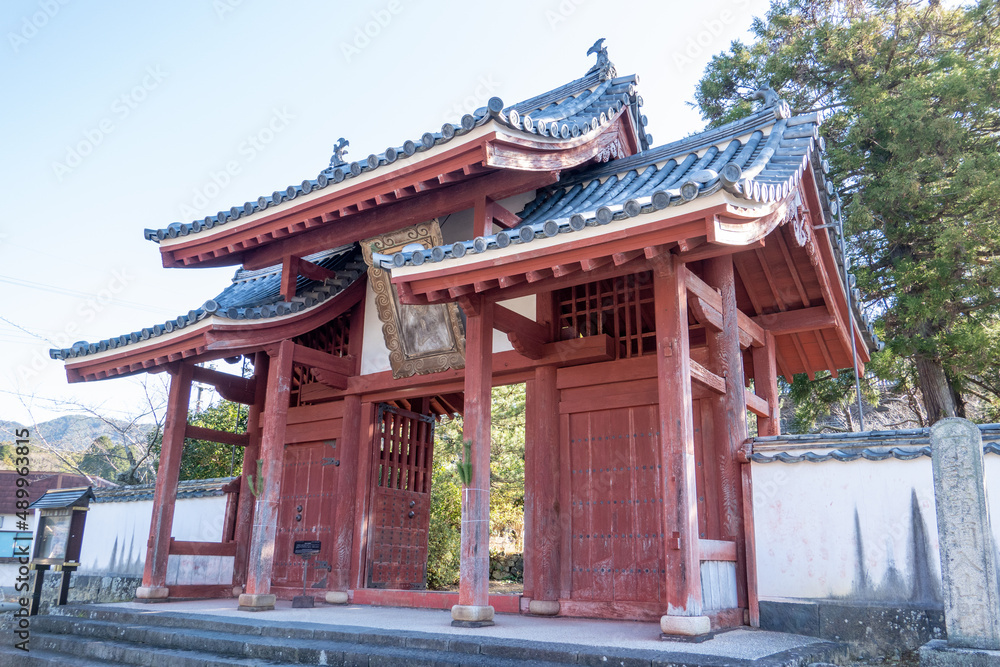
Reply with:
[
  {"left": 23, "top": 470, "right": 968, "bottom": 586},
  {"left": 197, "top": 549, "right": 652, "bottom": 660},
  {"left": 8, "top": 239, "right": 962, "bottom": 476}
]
[
  {"left": 54, "top": 277, "right": 366, "bottom": 383},
  {"left": 389, "top": 192, "right": 774, "bottom": 301},
  {"left": 154, "top": 109, "right": 640, "bottom": 270}
]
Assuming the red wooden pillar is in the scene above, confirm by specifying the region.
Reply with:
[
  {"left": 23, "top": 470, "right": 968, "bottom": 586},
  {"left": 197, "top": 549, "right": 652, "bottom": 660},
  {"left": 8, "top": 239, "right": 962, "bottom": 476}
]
[
  {"left": 350, "top": 401, "right": 377, "bottom": 590},
  {"left": 136, "top": 362, "right": 193, "bottom": 601},
  {"left": 233, "top": 351, "right": 268, "bottom": 590},
  {"left": 239, "top": 339, "right": 294, "bottom": 611},
  {"left": 452, "top": 296, "right": 494, "bottom": 626},
  {"left": 753, "top": 331, "right": 780, "bottom": 437},
  {"left": 653, "top": 256, "right": 708, "bottom": 635},
  {"left": 330, "top": 392, "right": 362, "bottom": 598},
  {"left": 704, "top": 255, "right": 751, "bottom": 616},
  {"left": 329, "top": 299, "right": 366, "bottom": 601},
  {"left": 743, "top": 330, "right": 778, "bottom": 626},
  {"left": 523, "top": 364, "right": 561, "bottom": 615}
]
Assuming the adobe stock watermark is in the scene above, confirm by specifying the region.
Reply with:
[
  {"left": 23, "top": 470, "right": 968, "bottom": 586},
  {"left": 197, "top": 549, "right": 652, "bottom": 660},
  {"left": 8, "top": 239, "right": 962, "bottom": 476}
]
[
  {"left": 671, "top": 0, "right": 753, "bottom": 73},
  {"left": 545, "top": 0, "right": 589, "bottom": 31},
  {"left": 442, "top": 75, "right": 501, "bottom": 125},
  {"left": 51, "top": 66, "right": 168, "bottom": 182},
  {"left": 340, "top": 0, "right": 403, "bottom": 63},
  {"left": 7, "top": 0, "right": 71, "bottom": 54},
  {"left": 177, "top": 107, "right": 295, "bottom": 220},
  {"left": 17, "top": 268, "right": 134, "bottom": 383},
  {"left": 212, "top": 0, "right": 245, "bottom": 20}
]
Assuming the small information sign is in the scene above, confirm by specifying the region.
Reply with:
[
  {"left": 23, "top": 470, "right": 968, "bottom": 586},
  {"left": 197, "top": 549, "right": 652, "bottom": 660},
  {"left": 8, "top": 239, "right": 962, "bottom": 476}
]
[{"left": 293, "top": 540, "right": 321, "bottom": 556}]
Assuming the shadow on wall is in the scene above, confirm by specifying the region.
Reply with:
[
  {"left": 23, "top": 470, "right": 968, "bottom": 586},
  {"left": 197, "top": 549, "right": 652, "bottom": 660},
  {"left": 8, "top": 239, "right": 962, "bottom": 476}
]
[
  {"left": 94, "top": 529, "right": 143, "bottom": 578},
  {"left": 847, "top": 489, "right": 940, "bottom": 604}
]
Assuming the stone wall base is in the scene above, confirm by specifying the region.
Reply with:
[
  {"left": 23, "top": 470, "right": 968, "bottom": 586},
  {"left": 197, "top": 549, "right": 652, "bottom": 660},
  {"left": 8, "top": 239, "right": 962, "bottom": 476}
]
[
  {"left": 760, "top": 598, "right": 945, "bottom": 658},
  {"left": 24, "top": 573, "right": 142, "bottom": 614},
  {"left": 920, "top": 639, "right": 1000, "bottom": 666}
]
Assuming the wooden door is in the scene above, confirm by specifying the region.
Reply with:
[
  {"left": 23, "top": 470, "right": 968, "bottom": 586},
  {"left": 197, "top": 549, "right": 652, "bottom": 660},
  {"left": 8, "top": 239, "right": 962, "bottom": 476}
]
[
  {"left": 366, "top": 404, "right": 435, "bottom": 589},
  {"left": 272, "top": 440, "right": 341, "bottom": 588},
  {"left": 565, "top": 389, "right": 664, "bottom": 604}
]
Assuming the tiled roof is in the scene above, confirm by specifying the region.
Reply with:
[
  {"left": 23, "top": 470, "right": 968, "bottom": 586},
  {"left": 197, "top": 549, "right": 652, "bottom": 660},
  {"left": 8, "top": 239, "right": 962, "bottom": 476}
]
[
  {"left": 751, "top": 424, "right": 1000, "bottom": 463},
  {"left": 27, "top": 486, "right": 95, "bottom": 510},
  {"left": 373, "top": 100, "right": 812, "bottom": 271},
  {"left": 374, "top": 93, "right": 882, "bottom": 354},
  {"left": 143, "top": 45, "right": 647, "bottom": 245},
  {"left": 0, "top": 471, "right": 112, "bottom": 515},
  {"left": 49, "top": 244, "right": 364, "bottom": 361},
  {"left": 93, "top": 477, "right": 236, "bottom": 503}
]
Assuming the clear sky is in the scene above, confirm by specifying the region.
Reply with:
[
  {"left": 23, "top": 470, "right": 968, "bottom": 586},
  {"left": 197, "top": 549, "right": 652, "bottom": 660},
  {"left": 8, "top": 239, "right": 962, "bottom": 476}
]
[{"left": 0, "top": 0, "right": 772, "bottom": 425}]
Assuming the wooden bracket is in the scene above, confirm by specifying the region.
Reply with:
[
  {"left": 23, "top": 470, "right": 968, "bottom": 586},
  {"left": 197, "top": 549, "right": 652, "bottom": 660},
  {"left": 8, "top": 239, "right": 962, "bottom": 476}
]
[
  {"left": 486, "top": 197, "right": 521, "bottom": 230},
  {"left": 192, "top": 366, "right": 256, "bottom": 405},
  {"left": 493, "top": 305, "right": 549, "bottom": 360},
  {"left": 457, "top": 295, "right": 483, "bottom": 318},
  {"left": 291, "top": 342, "right": 354, "bottom": 376}
]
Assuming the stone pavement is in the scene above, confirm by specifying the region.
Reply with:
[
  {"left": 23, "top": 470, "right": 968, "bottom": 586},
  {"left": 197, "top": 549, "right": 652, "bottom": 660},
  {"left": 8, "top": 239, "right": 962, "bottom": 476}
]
[{"left": 62, "top": 598, "right": 845, "bottom": 665}]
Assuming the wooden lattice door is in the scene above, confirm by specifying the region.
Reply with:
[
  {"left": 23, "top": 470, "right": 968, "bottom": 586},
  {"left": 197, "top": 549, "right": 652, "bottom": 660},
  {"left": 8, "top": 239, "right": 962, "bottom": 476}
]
[
  {"left": 272, "top": 440, "right": 340, "bottom": 588},
  {"left": 565, "top": 393, "right": 664, "bottom": 604},
  {"left": 366, "top": 404, "right": 435, "bottom": 589}
]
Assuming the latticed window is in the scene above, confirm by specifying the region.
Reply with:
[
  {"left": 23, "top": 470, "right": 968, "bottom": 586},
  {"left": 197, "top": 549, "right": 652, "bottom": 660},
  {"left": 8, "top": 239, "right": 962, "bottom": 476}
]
[
  {"left": 289, "top": 311, "right": 352, "bottom": 406},
  {"left": 556, "top": 271, "right": 656, "bottom": 360}
]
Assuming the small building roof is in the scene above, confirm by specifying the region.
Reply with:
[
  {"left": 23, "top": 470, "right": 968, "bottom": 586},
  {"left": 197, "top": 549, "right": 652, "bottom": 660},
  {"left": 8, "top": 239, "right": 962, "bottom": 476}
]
[{"left": 27, "top": 486, "right": 96, "bottom": 510}]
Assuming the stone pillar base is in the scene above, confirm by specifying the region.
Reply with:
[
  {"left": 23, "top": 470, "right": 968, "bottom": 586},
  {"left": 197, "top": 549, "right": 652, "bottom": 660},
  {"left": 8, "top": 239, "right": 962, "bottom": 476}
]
[
  {"left": 920, "top": 639, "right": 1000, "bottom": 666},
  {"left": 232, "top": 586, "right": 243, "bottom": 597},
  {"left": 325, "top": 591, "right": 349, "bottom": 605},
  {"left": 528, "top": 600, "right": 560, "bottom": 616},
  {"left": 660, "top": 614, "right": 711, "bottom": 637},
  {"left": 238, "top": 593, "right": 276, "bottom": 611},
  {"left": 451, "top": 604, "right": 495, "bottom": 627},
  {"left": 134, "top": 586, "right": 169, "bottom": 602}
]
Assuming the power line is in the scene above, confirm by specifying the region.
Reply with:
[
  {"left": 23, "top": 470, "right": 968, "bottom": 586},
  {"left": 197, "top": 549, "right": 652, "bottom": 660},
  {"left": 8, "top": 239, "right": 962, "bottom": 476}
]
[
  {"left": 0, "top": 273, "right": 183, "bottom": 317},
  {"left": 0, "top": 315, "right": 58, "bottom": 346}
]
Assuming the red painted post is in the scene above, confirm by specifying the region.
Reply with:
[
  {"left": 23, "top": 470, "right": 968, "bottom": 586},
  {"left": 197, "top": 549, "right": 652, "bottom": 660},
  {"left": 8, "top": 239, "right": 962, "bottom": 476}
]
[
  {"left": 233, "top": 351, "right": 268, "bottom": 589},
  {"left": 350, "top": 401, "right": 376, "bottom": 590},
  {"left": 137, "top": 362, "right": 193, "bottom": 601},
  {"left": 239, "top": 339, "right": 294, "bottom": 611},
  {"left": 653, "top": 256, "right": 707, "bottom": 635},
  {"left": 453, "top": 297, "right": 494, "bottom": 626},
  {"left": 331, "top": 392, "right": 362, "bottom": 593},
  {"left": 704, "top": 255, "right": 750, "bottom": 614},
  {"left": 744, "top": 330, "right": 778, "bottom": 626},
  {"left": 524, "top": 365, "right": 561, "bottom": 613},
  {"left": 753, "top": 332, "right": 780, "bottom": 437}
]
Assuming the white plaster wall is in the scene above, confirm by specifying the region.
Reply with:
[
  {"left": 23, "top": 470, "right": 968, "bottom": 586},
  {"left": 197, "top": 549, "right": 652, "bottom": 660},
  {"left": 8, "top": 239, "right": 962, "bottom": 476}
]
[
  {"left": 753, "top": 453, "right": 1000, "bottom": 603},
  {"left": 361, "top": 282, "right": 392, "bottom": 375},
  {"left": 76, "top": 496, "right": 227, "bottom": 580}
]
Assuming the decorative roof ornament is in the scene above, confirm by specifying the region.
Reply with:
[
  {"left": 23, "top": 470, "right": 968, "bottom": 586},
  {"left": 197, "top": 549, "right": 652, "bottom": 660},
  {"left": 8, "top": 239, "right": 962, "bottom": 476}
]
[
  {"left": 329, "top": 137, "right": 350, "bottom": 168},
  {"left": 586, "top": 38, "right": 616, "bottom": 82},
  {"left": 751, "top": 86, "right": 791, "bottom": 119}
]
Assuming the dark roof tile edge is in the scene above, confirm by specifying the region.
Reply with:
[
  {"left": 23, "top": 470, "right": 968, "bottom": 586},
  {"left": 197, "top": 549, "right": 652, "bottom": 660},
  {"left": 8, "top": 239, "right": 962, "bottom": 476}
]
[
  {"left": 49, "top": 250, "right": 365, "bottom": 362},
  {"left": 751, "top": 442, "right": 1000, "bottom": 464},
  {"left": 144, "top": 70, "right": 644, "bottom": 245}
]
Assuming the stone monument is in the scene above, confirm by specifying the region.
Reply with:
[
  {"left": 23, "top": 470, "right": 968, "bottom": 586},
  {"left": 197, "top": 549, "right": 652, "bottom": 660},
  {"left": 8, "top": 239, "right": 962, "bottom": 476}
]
[{"left": 920, "top": 418, "right": 1000, "bottom": 666}]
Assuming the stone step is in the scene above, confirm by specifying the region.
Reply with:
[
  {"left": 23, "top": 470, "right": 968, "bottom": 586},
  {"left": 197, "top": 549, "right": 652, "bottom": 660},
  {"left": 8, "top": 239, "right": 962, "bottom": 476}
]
[
  {"left": 34, "top": 611, "right": 575, "bottom": 667},
  {"left": 38, "top": 632, "right": 300, "bottom": 667},
  {"left": 0, "top": 643, "right": 129, "bottom": 667},
  {"left": 38, "top": 605, "right": 849, "bottom": 666}
]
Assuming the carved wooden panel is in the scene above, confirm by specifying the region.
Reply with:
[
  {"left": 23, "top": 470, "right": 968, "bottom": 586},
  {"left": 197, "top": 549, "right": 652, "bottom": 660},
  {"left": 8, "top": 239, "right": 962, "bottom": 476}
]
[{"left": 362, "top": 222, "right": 466, "bottom": 378}]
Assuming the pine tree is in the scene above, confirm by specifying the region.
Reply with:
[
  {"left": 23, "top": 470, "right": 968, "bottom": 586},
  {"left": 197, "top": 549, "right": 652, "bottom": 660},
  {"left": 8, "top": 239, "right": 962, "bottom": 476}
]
[{"left": 695, "top": 0, "right": 1000, "bottom": 422}]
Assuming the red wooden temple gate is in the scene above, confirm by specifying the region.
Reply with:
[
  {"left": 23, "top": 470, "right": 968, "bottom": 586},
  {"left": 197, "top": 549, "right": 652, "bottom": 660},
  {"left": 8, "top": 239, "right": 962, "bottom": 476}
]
[{"left": 50, "top": 44, "right": 877, "bottom": 636}]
